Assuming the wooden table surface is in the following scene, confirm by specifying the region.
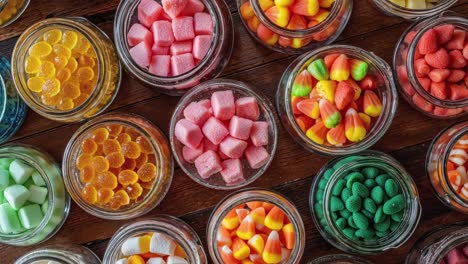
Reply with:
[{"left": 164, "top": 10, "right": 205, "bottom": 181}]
[{"left": 1, "top": 0, "right": 468, "bottom": 263}]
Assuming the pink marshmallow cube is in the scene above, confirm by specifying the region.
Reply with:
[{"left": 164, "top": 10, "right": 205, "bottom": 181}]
[
  {"left": 162, "top": 0, "right": 188, "bottom": 19},
  {"left": 236, "top": 97, "right": 260, "bottom": 121},
  {"left": 244, "top": 146, "right": 270, "bottom": 169},
  {"left": 127, "top": 23, "right": 153, "bottom": 47},
  {"left": 219, "top": 136, "right": 248, "bottom": 159},
  {"left": 229, "top": 116, "right": 253, "bottom": 140},
  {"left": 211, "top": 90, "right": 235, "bottom": 120},
  {"left": 203, "top": 137, "right": 218, "bottom": 152},
  {"left": 221, "top": 159, "right": 244, "bottom": 184},
  {"left": 149, "top": 55, "right": 171, "bottom": 77},
  {"left": 175, "top": 119, "right": 203, "bottom": 149},
  {"left": 194, "top": 150, "right": 222, "bottom": 179},
  {"left": 198, "top": 99, "right": 211, "bottom": 110},
  {"left": 193, "top": 35, "right": 212, "bottom": 60},
  {"left": 180, "top": 0, "right": 205, "bottom": 16},
  {"left": 171, "top": 53, "right": 195, "bottom": 75},
  {"left": 152, "top": 21, "right": 174, "bottom": 47},
  {"left": 218, "top": 151, "right": 230, "bottom": 160},
  {"left": 183, "top": 101, "right": 211, "bottom": 126},
  {"left": 182, "top": 145, "right": 203, "bottom": 163},
  {"left": 138, "top": 0, "right": 163, "bottom": 28},
  {"left": 152, "top": 44, "right": 170, "bottom": 55},
  {"left": 170, "top": 41, "right": 193, "bottom": 55},
  {"left": 129, "top": 41, "right": 152, "bottom": 68},
  {"left": 172, "top": 16, "right": 195, "bottom": 41},
  {"left": 446, "top": 248, "right": 467, "bottom": 264},
  {"left": 250, "top": 121, "right": 269, "bottom": 147},
  {"left": 202, "top": 116, "right": 229, "bottom": 145},
  {"left": 194, "top": 12, "right": 213, "bottom": 35}
]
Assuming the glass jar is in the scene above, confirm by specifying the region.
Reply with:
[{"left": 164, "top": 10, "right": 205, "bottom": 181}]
[
  {"left": 277, "top": 45, "right": 398, "bottom": 156},
  {"left": 406, "top": 223, "right": 468, "bottom": 263},
  {"left": 393, "top": 14, "right": 468, "bottom": 119},
  {"left": 15, "top": 244, "right": 100, "bottom": 264},
  {"left": 103, "top": 216, "right": 207, "bottom": 263},
  {"left": 0, "top": 57, "right": 27, "bottom": 144},
  {"left": 426, "top": 121, "right": 468, "bottom": 213},
  {"left": 309, "top": 151, "right": 421, "bottom": 254},
  {"left": 309, "top": 254, "right": 373, "bottom": 264},
  {"left": 62, "top": 112, "right": 173, "bottom": 220},
  {"left": 11, "top": 17, "right": 122, "bottom": 122},
  {"left": 0, "top": 144, "right": 70, "bottom": 246},
  {"left": 207, "top": 188, "right": 306, "bottom": 263},
  {"left": 0, "top": 0, "right": 30, "bottom": 28},
  {"left": 370, "top": 0, "right": 458, "bottom": 20},
  {"left": 236, "top": 0, "right": 352, "bottom": 54},
  {"left": 169, "top": 79, "right": 278, "bottom": 190},
  {"left": 113, "top": 0, "right": 234, "bottom": 95}
]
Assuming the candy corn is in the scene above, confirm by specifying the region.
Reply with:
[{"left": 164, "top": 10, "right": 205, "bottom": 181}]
[
  {"left": 307, "top": 58, "right": 329, "bottom": 81},
  {"left": 264, "top": 206, "right": 285, "bottom": 231},
  {"left": 316, "top": 80, "right": 337, "bottom": 103},
  {"left": 240, "top": 2, "right": 254, "bottom": 20},
  {"left": 344, "top": 108, "right": 367, "bottom": 143},
  {"left": 218, "top": 226, "right": 233, "bottom": 247},
  {"left": 250, "top": 207, "right": 266, "bottom": 225},
  {"left": 349, "top": 59, "right": 368, "bottom": 81},
  {"left": 282, "top": 223, "right": 295, "bottom": 250},
  {"left": 223, "top": 209, "right": 241, "bottom": 230},
  {"left": 326, "top": 123, "right": 346, "bottom": 146},
  {"left": 262, "top": 231, "right": 282, "bottom": 264},
  {"left": 445, "top": 135, "right": 468, "bottom": 201},
  {"left": 291, "top": 0, "right": 319, "bottom": 17},
  {"left": 296, "top": 115, "right": 314, "bottom": 132},
  {"left": 233, "top": 238, "right": 251, "bottom": 260},
  {"left": 275, "top": 0, "right": 294, "bottom": 7},
  {"left": 363, "top": 90, "right": 383, "bottom": 117},
  {"left": 306, "top": 120, "right": 328, "bottom": 144},
  {"left": 330, "top": 54, "right": 350, "bottom": 81},
  {"left": 292, "top": 70, "right": 313, "bottom": 97},
  {"left": 257, "top": 24, "right": 279, "bottom": 46},
  {"left": 319, "top": 99, "right": 341, "bottom": 129},
  {"left": 221, "top": 245, "right": 241, "bottom": 264},
  {"left": 237, "top": 215, "right": 256, "bottom": 240},
  {"left": 297, "top": 99, "right": 320, "bottom": 119},
  {"left": 334, "top": 81, "right": 354, "bottom": 110},
  {"left": 259, "top": 0, "right": 275, "bottom": 11},
  {"left": 265, "top": 6, "right": 290, "bottom": 28},
  {"left": 248, "top": 234, "right": 265, "bottom": 254}
]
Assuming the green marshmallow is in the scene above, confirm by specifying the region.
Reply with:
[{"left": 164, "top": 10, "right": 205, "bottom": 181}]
[
  {"left": 331, "top": 196, "right": 345, "bottom": 212},
  {"left": 352, "top": 212, "right": 369, "bottom": 230},
  {"left": 385, "top": 178, "right": 399, "bottom": 197},
  {"left": 0, "top": 158, "right": 13, "bottom": 170},
  {"left": 352, "top": 182, "right": 369, "bottom": 198},
  {"left": 374, "top": 217, "right": 391, "bottom": 232},
  {"left": 375, "top": 174, "right": 389, "bottom": 187},
  {"left": 307, "top": 58, "right": 329, "bottom": 81},
  {"left": 0, "top": 169, "right": 10, "bottom": 191},
  {"left": 332, "top": 179, "right": 346, "bottom": 196},
  {"left": 363, "top": 198, "right": 377, "bottom": 213},
  {"left": 336, "top": 218, "right": 347, "bottom": 229},
  {"left": 23, "top": 178, "right": 35, "bottom": 189},
  {"left": 4, "top": 185, "right": 30, "bottom": 209},
  {"left": 346, "top": 172, "right": 365, "bottom": 189},
  {"left": 371, "top": 186, "right": 385, "bottom": 205},
  {"left": 345, "top": 195, "right": 362, "bottom": 212},
  {"left": 9, "top": 159, "right": 34, "bottom": 184},
  {"left": 341, "top": 188, "right": 352, "bottom": 201},
  {"left": 31, "top": 170, "right": 46, "bottom": 187},
  {"left": 383, "top": 194, "right": 405, "bottom": 215},
  {"left": 374, "top": 206, "right": 386, "bottom": 224},
  {"left": 364, "top": 178, "right": 376, "bottom": 189},
  {"left": 41, "top": 200, "right": 49, "bottom": 215},
  {"left": 18, "top": 204, "right": 44, "bottom": 229},
  {"left": 343, "top": 228, "right": 357, "bottom": 239},
  {"left": 324, "top": 168, "right": 335, "bottom": 180},
  {"left": 0, "top": 203, "right": 22, "bottom": 233},
  {"left": 355, "top": 228, "right": 374, "bottom": 239},
  {"left": 28, "top": 185, "right": 48, "bottom": 204},
  {"left": 350, "top": 59, "right": 369, "bottom": 81},
  {"left": 362, "top": 167, "right": 379, "bottom": 178},
  {"left": 333, "top": 156, "right": 361, "bottom": 171},
  {"left": 0, "top": 191, "right": 4, "bottom": 204}
]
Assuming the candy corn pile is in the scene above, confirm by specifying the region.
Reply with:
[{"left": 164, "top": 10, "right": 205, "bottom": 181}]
[
  {"left": 217, "top": 202, "right": 295, "bottom": 264},
  {"left": 291, "top": 53, "right": 383, "bottom": 146},
  {"left": 447, "top": 134, "right": 468, "bottom": 199}
]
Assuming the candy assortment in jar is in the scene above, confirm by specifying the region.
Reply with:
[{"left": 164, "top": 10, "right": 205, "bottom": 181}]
[
  {"left": 387, "top": 0, "right": 441, "bottom": 9},
  {"left": 371, "top": 0, "right": 457, "bottom": 20},
  {"left": 446, "top": 134, "right": 468, "bottom": 199},
  {"left": 0, "top": 0, "right": 29, "bottom": 27}
]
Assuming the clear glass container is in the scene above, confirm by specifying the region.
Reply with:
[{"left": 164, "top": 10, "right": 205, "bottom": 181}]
[
  {"left": 309, "top": 151, "right": 421, "bottom": 254},
  {"left": 426, "top": 121, "right": 468, "bottom": 213},
  {"left": 62, "top": 112, "right": 173, "bottom": 220},
  {"left": 393, "top": 14, "right": 468, "bottom": 119},
  {"left": 309, "top": 254, "right": 373, "bottom": 264},
  {"left": 169, "top": 79, "right": 278, "bottom": 190},
  {"left": 103, "top": 216, "right": 207, "bottom": 263},
  {"left": 406, "top": 223, "right": 468, "bottom": 263},
  {"left": 113, "top": 0, "right": 234, "bottom": 95},
  {"left": 15, "top": 244, "right": 100, "bottom": 264},
  {"left": 0, "top": 144, "right": 70, "bottom": 246},
  {"left": 0, "top": 0, "right": 30, "bottom": 28},
  {"left": 277, "top": 45, "right": 398, "bottom": 156},
  {"left": 207, "top": 188, "right": 306, "bottom": 263},
  {"left": 236, "top": 0, "right": 352, "bottom": 54},
  {"left": 0, "top": 57, "right": 27, "bottom": 144},
  {"left": 11, "top": 17, "right": 122, "bottom": 122},
  {"left": 370, "top": 0, "right": 458, "bottom": 20}
]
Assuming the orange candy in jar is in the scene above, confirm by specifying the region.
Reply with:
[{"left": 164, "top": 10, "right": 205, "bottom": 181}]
[{"left": 446, "top": 134, "right": 468, "bottom": 199}]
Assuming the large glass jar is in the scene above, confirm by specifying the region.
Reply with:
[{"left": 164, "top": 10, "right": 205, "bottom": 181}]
[
  {"left": 113, "top": 0, "right": 233, "bottom": 95},
  {"left": 0, "top": 0, "right": 30, "bottom": 28},
  {"left": 11, "top": 17, "right": 121, "bottom": 122},
  {"left": 0, "top": 144, "right": 70, "bottom": 246},
  {"left": 370, "top": 0, "right": 458, "bottom": 20},
  {"left": 15, "top": 244, "right": 100, "bottom": 264}
]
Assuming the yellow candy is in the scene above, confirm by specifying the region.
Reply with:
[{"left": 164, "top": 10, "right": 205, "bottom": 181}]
[
  {"left": 127, "top": 255, "right": 145, "bottom": 264},
  {"left": 43, "top": 29, "right": 62, "bottom": 44},
  {"left": 53, "top": 55, "right": 68, "bottom": 69},
  {"left": 74, "top": 94, "right": 89, "bottom": 106},
  {"left": 319, "top": 0, "right": 335, "bottom": 7},
  {"left": 56, "top": 68, "right": 71, "bottom": 82},
  {"left": 316, "top": 80, "right": 337, "bottom": 103},
  {"left": 77, "top": 67, "right": 94, "bottom": 82},
  {"left": 25, "top": 56, "right": 41, "bottom": 74},
  {"left": 53, "top": 44, "right": 71, "bottom": 59},
  {"left": 42, "top": 78, "right": 61, "bottom": 97},
  {"left": 38, "top": 61, "right": 56, "bottom": 78},
  {"left": 309, "top": 9, "right": 330, "bottom": 23},
  {"left": 62, "top": 31, "right": 78, "bottom": 49},
  {"left": 66, "top": 57, "right": 78, "bottom": 73},
  {"left": 41, "top": 94, "right": 59, "bottom": 107},
  {"left": 78, "top": 55, "right": 95, "bottom": 68},
  {"left": 73, "top": 36, "right": 91, "bottom": 54},
  {"left": 57, "top": 98, "right": 74, "bottom": 110},
  {"left": 27, "top": 76, "right": 45, "bottom": 93},
  {"left": 29, "top": 41, "right": 52, "bottom": 57},
  {"left": 61, "top": 82, "right": 81, "bottom": 99}
]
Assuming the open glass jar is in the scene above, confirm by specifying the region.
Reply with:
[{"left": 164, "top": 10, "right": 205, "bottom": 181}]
[
  {"left": 277, "top": 45, "right": 398, "bottom": 156},
  {"left": 0, "top": 57, "right": 27, "bottom": 144},
  {"left": 62, "top": 112, "right": 173, "bottom": 220},
  {"left": 393, "top": 14, "right": 468, "bottom": 119},
  {"left": 236, "top": 0, "right": 352, "bottom": 54},
  {"left": 207, "top": 189, "right": 305, "bottom": 263},
  {"left": 0, "top": 144, "right": 70, "bottom": 246},
  {"left": 310, "top": 151, "right": 421, "bottom": 254},
  {"left": 308, "top": 254, "right": 373, "bottom": 264},
  {"left": 11, "top": 17, "right": 121, "bottom": 122},
  {"left": 406, "top": 223, "right": 468, "bottom": 263},
  {"left": 370, "top": 0, "right": 458, "bottom": 20},
  {"left": 426, "top": 121, "right": 468, "bottom": 213},
  {"left": 0, "top": 0, "right": 30, "bottom": 28},
  {"left": 103, "top": 216, "right": 207, "bottom": 263},
  {"left": 15, "top": 244, "right": 101, "bottom": 264},
  {"left": 113, "top": 0, "right": 233, "bottom": 95}
]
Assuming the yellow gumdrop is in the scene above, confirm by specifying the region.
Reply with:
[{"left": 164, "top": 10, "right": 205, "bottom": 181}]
[
  {"left": 57, "top": 98, "right": 74, "bottom": 111},
  {"left": 38, "top": 61, "right": 56, "bottom": 78},
  {"left": 27, "top": 76, "right": 45, "bottom": 92},
  {"left": 66, "top": 57, "right": 78, "bottom": 73},
  {"left": 56, "top": 68, "right": 71, "bottom": 82},
  {"left": 41, "top": 94, "right": 59, "bottom": 107},
  {"left": 42, "top": 78, "right": 61, "bottom": 97},
  {"left": 78, "top": 55, "right": 95, "bottom": 68},
  {"left": 25, "top": 56, "right": 41, "bottom": 74},
  {"left": 77, "top": 67, "right": 94, "bottom": 82},
  {"left": 43, "top": 29, "right": 62, "bottom": 44},
  {"left": 29, "top": 41, "right": 52, "bottom": 57},
  {"left": 53, "top": 55, "right": 68, "bottom": 69},
  {"left": 61, "top": 82, "right": 81, "bottom": 99},
  {"left": 62, "top": 31, "right": 78, "bottom": 49},
  {"left": 53, "top": 44, "right": 71, "bottom": 59},
  {"left": 73, "top": 36, "right": 91, "bottom": 54}
]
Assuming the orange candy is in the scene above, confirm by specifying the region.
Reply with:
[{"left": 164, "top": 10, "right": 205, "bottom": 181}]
[
  {"left": 134, "top": 153, "right": 148, "bottom": 168},
  {"left": 126, "top": 182, "right": 144, "bottom": 199},
  {"left": 91, "top": 127, "right": 109, "bottom": 144},
  {"left": 79, "top": 166, "right": 95, "bottom": 183},
  {"left": 97, "top": 188, "right": 114, "bottom": 204},
  {"left": 106, "top": 152, "right": 125, "bottom": 168},
  {"left": 136, "top": 136, "right": 153, "bottom": 154},
  {"left": 103, "top": 139, "right": 121, "bottom": 155},
  {"left": 82, "top": 184, "right": 97, "bottom": 204},
  {"left": 122, "top": 141, "right": 142, "bottom": 159},
  {"left": 94, "top": 171, "right": 118, "bottom": 189},
  {"left": 137, "top": 163, "right": 157, "bottom": 182},
  {"left": 91, "top": 156, "right": 110, "bottom": 173},
  {"left": 117, "top": 133, "right": 132, "bottom": 144},
  {"left": 118, "top": 170, "right": 139, "bottom": 186},
  {"left": 107, "top": 124, "right": 123, "bottom": 137},
  {"left": 76, "top": 153, "right": 93, "bottom": 170},
  {"left": 81, "top": 138, "right": 97, "bottom": 154}
]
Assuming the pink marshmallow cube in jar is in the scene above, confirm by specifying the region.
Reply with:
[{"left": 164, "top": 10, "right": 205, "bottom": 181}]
[{"left": 170, "top": 79, "right": 278, "bottom": 189}]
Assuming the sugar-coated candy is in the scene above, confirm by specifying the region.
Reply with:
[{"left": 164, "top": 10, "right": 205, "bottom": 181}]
[{"left": 292, "top": 70, "right": 313, "bottom": 97}]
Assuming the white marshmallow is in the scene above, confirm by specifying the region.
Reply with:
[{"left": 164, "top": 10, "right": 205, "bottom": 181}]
[
  {"left": 166, "top": 256, "right": 188, "bottom": 264},
  {"left": 115, "top": 259, "right": 129, "bottom": 264},
  {"left": 149, "top": 233, "right": 176, "bottom": 255},
  {"left": 147, "top": 257, "right": 166, "bottom": 264},
  {"left": 121, "top": 236, "right": 145, "bottom": 256}
]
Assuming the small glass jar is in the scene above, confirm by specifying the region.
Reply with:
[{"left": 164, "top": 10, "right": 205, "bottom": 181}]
[
  {"left": 393, "top": 14, "right": 468, "bottom": 119},
  {"left": 11, "top": 17, "right": 122, "bottom": 122},
  {"left": 0, "top": 0, "right": 30, "bottom": 28},
  {"left": 169, "top": 79, "right": 278, "bottom": 190},
  {"left": 309, "top": 151, "right": 421, "bottom": 254},
  {"left": 277, "top": 45, "right": 398, "bottom": 156},
  {"left": 309, "top": 254, "right": 373, "bottom": 264},
  {"left": 207, "top": 188, "right": 306, "bottom": 263},
  {"left": 0, "top": 57, "right": 27, "bottom": 144},
  {"left": 103, "top": 216, "right": 207, "bottom": 263},
  {"left": 0, "top": 144, "right": 70, "bottom": 246},
  {"left": 62, "top": 112, "right": 173, "bottom": 220},
  {"left": 113, "top": 0, "right": 234, "bottom": 95},
  {"left": 15, "top": 244, "right": 100, "bottom": 264},
  {"left": 406, "top": 223, "right": 468, "bottom": 263},
  {"left": 426, "top": 121, "right": 468, "bottom": 213},
  {"left": 370, "top": 0, "right": 458, "bottom": 20}
]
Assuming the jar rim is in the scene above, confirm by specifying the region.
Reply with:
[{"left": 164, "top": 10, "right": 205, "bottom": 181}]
[
  {"left": 372, "top": 0, "right": 458, "bottom": 19},
  {"left": 0, "top": 0, "right": 31, "bottom": 28},
  {"left": 0, "top": 57, "right": 9, "bottom": 122},
  {"left": 14, "top": 245, "right": 99, "bottom": 264},
  {"left": 308, "top": 254, "right": 374, "bottom": 264}
]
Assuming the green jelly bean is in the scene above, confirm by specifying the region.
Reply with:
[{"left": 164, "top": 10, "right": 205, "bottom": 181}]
[
  {"left": 318, "top": 178, "right": 328, "bottom": 190},
  {"left": 362, "top": 167, "right": 379, "bottom": 179},
  {"left": 364, "top": 178, "right": 376, "bottom": 189},
  {"left": 331, "top": 196, "right": 345, "bottom": 212},
  {"left": 341, "top": 188, "right": 352, "bottom": 201},
  {"left": 348, "top": 217, "right": 357, "bottom": 229},
  {"left": 391, "top": 210, "right": 404, "bottom": 222},
  {"left": 376, "top": 174, "right": 389, "bottom": 187},
  {"left": 333, "top": 156, "right": 362, "bottom": 171},
  {"left": 374, "top": 217, "right": 391, "bottom": 232},
  {"left": 332, "top": 212, "right": 338, "bottom": 221},
  {"left": 346, "top": 195, "right": 362, "bottom": 212},
  {"left": 385, "top": 178, "right": 399, "bottom": 197},
  {"left": 315, "top": 203, "right": 324, "bottom": 219},
  {"left": 364, "top": 198, "right": 377, "bottom": 213},
  {"left": 361, "top": 209, "right": 374, "bottom": 219},
  {"left": 383, "top": 194, "right": 405, "bottom": 215},
  {"left": 350, "top": 59, "right": 369, "bottom": 81},
  {"left": 346, "top": 172, "right": 365, "bottom": 189},
  {"left": 336, "top": 218, "right": 347, "bottom": 229},
  {"left": 376, "top": 230, "right": 389, "bottom": 238},
  {"left": 352, "top": 182, "right": 369, "bottom": 198},
  {"left": 371, "top": 186, "right": 385, "bottom": 204},
  {"left": 374, "top": 206, "right": 386, "bottom": 224},
  {"left": 390, "top": 220, "right": 400, "bottom": 232},
  {"left": 332, "top": 179, "right": 346, "bottom": 196},
  {"left": 353, "top": 212, "right": 369, "bottom": 230},
  {"left": 324, "top": 168, "right": 335, "bottom": 180},
  {"left": 316, "top": 189, "right": 324, "bottom": 201},
  {"left": 307, "top": 58, "right": 329, "bottom": 81},
  {"left": 340, "top": 209, "right": 352, "bottom": 219},
  {"left": 343, "top": 228, "right": 357, "bottom": 239},
  {"left": 355, "top": 228, "right": 374, "bottom": 239}
]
